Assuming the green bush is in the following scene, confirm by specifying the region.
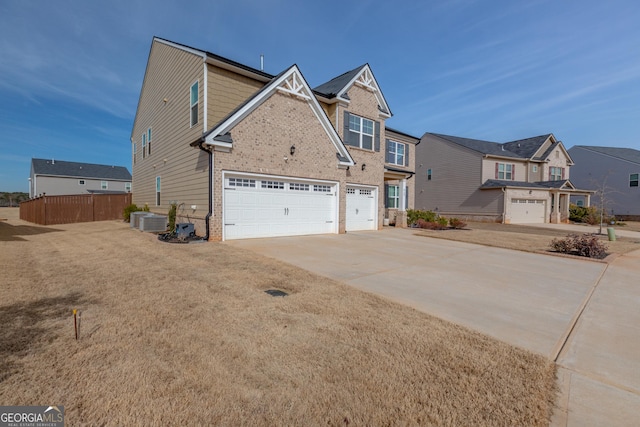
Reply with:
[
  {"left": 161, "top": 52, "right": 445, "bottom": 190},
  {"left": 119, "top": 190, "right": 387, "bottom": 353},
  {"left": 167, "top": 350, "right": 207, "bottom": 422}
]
[
  {"left": 168, "top": 203, "right": 177, "bottom": 232},
  {"left": 449, "top": 218, "right": 467, "bottom": 229},
  {"left": 123, "top": 203, "right": 150, "bottom": 222},
  {"left": 550, "top": 233, "right": 608, "bottom": 259},
  {"left": 407, "top": 209, "right": 437, "bottom": 226}
]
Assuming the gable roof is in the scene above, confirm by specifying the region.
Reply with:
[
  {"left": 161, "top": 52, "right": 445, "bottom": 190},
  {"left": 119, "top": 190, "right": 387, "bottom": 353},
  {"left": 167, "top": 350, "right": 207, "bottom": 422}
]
[
  {"left": 313, "top": 64, "right": 392, "bottom": 117},
  {"left": 196, "top": 64, "right": 355, "bottom": 167},
  {"left": 31, "top": 159, "right": 131, "bottom": 181},
  {"left": 481, "top": 179, "right": 581, "bottom": 191},
  {"left": 571, "top": 146, "right": 640, "bottom": 165},
  {"left": 427, "top": 132, "right": 570, "bottom": 162}
]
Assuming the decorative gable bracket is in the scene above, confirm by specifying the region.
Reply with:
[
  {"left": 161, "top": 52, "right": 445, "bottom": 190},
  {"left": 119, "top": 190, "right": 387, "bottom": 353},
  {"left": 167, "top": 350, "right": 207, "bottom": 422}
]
[
  {"left": 277, "top": 73, "right": 312, "bottom": 101},
  {"left": 354, "top": 68, "right": 377, "bottom": 92}
]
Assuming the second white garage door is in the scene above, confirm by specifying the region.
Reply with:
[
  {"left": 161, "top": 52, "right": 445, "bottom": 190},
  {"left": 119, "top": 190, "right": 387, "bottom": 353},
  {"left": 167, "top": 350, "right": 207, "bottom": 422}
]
[
  {"left": 223, "top": 174, "right": 338, "bottom": 240},
  {"left": 510, "top": 199, "right": 546, "bottom": 224},
  {"left": 346, "top": 185, "right": 377, "bottom": 231}
]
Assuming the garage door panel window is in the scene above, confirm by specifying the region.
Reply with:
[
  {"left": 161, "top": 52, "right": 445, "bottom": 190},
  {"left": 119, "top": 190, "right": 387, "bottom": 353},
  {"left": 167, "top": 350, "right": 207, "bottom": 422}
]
[
  {"left": 261, "top": 180, "right": 284, "bottom": 189},
  {"left": 289, "top": 183, "right": 310, "bottom": 191},
  {"left": 228, "top": 178, "right": 256, "bottom": 187},
  {"left": 314, "top": 185, "right": 332, "bottom": 192}
]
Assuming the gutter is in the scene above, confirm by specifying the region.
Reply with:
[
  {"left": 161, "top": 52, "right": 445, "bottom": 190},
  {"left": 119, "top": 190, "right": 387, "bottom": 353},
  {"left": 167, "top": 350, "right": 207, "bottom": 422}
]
[{"left": 195, "top": 140, "right": 212, "bottom": 241}]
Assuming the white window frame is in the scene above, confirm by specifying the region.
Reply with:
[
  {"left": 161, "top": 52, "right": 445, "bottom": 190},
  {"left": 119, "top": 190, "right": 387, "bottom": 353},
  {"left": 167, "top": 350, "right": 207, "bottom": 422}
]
[
  {"left": 190, "top": 81, "right": 199, "bottom": 127},
  {"left": 387, "top": 185, "right": 399, "bottom": 209},
  {"left": 498, "top": 163, "right": 513, "bottom": 180},
  {"left": 156, "top": 176, "right": 161, "bottom": 206},
  {"left": 532, "top": 165, "right": 538, "bottom": 173},
  {"left": 550, "top": 166, "right": 563, "bottom": 181},
  {"left": 132, "top": 142, "right": 137, "bottom": 164},
  {"left": 388, "top": 140, "right": 406, "bottom": 166},
  {"left": 147, "top": 127, "right": 152, "bottom": 156},
  {"left": 142, "top": 133, "right": 147, "bottom": 159},
  {"left": 348, "top": 114, "right": 374, "bottom": 150},
  {"left": 101, "top": 181, "right": 108, "bottom": 190},
  {"left": 125, "top": 182, "right": 132, "bottom": 192}
]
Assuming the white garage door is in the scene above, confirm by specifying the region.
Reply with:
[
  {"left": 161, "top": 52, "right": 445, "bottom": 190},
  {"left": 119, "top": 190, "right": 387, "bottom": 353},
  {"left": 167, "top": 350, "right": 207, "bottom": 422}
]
[
  {"left": 223, "top": 175, "right": 337, "bottom": 240},
  {"left": 346, "top": 185, "right": 377, "bottom": 231},
  {"left": 510, "top": 199, "right": 546, "bottom": 224}
]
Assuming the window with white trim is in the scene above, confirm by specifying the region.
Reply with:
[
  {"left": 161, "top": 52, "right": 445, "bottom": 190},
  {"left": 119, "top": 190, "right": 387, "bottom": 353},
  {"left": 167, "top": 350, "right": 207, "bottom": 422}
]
[
  {"left": 549, "top": 166, "right": 564, "bottom": 181},
  {"left": 630, "top": 173, "right": 639, "bottom": 187},
  {"left": 348, "top": 114, "right": 374, "bottom": 150},
  {"left": 387, "top": 140, "right": 406, "bottom": 165},
  {"left": 532, "top": 165, "right": 538, "bottom": 173},
  {"left": 497, "top": 163, "right": 513, "bottom": 180},
  {"left": 101, "top": 181, "right": 108, "bottom": 190},
  {"left": 142, "top": 133, "right": 147, "bottom": 159},
  {"left": 125, "top": 182, "right": 132, "bottom": 192},
  {"left": 289, "top": 183, "right": 309, "bottom": 191},
  {"left": 190, "top": 81, "right": 199, "bottom": 127},
  {"left": 156, "top": 176, "right": 161, "bottom": 206},
  {"left": 147, "top": 127, "right": 152, "bottom": 156},
  {"left": 387, "top": 185, "right": 399, "bottom": 208},
  {"left": 313, "top": 185, "right": 331, "bottom": 193},
  {"left": 261, "top": 180, "right": 284, "bottom": 189},
  {"left": 78, "top": 180, "right": 85, "bottom": 185},
  {"left": 132, "top": 142, "right": 137, "bottom": 164},
  {"left": 228, "top": 178, "right": 256, "bottom": 188}
]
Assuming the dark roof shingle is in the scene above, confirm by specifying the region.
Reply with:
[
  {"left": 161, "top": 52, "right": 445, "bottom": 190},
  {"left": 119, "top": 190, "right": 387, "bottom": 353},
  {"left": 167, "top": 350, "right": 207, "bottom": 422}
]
[
  {"left": 31, "top": 159, "right": 131, "bottom": 180},
  {"left": 313, "top": 65, "right": 366, "bottom": 98},
  {"left": 572, "top": 146, "right": 640, "bottom": 165}
]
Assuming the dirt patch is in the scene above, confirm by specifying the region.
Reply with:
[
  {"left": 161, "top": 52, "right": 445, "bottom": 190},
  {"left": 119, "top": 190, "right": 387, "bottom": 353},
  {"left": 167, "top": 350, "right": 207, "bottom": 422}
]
[
  {"left": 415, "top": 222, "right": 640, "bottom": 259},
  {"left": 0, "top": 218, "right": 556, "bottom": 426}
]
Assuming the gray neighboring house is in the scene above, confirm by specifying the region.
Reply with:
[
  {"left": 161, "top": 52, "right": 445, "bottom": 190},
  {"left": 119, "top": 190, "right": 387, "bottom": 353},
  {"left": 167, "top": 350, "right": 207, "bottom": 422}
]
[
  {"left": 415, "top": 133, "right": 592, "bottom": 224},
  {"left": 568, "top": 146, "right": 640, "bottom": 219},
  {"left": 29, "top": 159, "right": 132, "bottom": 198}
]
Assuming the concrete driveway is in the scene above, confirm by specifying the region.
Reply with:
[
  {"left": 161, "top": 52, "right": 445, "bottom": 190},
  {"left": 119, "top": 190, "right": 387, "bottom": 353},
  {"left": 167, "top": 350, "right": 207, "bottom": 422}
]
[{"left": 228, "top": 228, "right": 640, "bottom": 426}]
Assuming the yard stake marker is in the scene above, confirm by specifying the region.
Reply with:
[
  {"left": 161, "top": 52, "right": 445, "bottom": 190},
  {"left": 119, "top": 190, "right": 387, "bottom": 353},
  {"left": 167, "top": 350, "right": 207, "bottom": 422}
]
[{"left": 73, "top": 309, "right": 78, "bottom": 340}]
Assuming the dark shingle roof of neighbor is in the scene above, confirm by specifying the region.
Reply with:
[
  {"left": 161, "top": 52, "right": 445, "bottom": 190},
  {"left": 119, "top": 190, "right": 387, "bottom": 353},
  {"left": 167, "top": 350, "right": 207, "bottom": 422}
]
[
  {"left": 481, "top": 179, "right": 571, "bottom": 189},
  {"left": 428, "top": 133, "right": 555, "bottom": 160},
  {"left": 572, "top": 146, "right": 640, "bottom": 165},
  {"left": 32, "top": 159, "right": 131, "bottom": 180},
  {"left": 313, "top": 65, "right": 366, "bottom": 98}
]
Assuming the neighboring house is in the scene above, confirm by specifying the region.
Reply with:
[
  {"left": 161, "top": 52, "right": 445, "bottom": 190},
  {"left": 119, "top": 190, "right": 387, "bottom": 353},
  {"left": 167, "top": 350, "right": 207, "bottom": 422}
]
[
  {"left": 29, "top": 158, "right": 132, "bottom": 198},
  {"left": 568, "top": 146, "right": 640, "bottom": 219},
  {"left": 131, "top": 37, "right": 416, "bottom": 241},
  {"left": 415, "top": 133, "right": 592, "bottom": 224}
]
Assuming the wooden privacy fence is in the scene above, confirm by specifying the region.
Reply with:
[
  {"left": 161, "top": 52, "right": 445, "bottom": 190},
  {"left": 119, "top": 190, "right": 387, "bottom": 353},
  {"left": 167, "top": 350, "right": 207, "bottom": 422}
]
[{"left": 20, "top": 193, "right": 132, "bottom": 225}]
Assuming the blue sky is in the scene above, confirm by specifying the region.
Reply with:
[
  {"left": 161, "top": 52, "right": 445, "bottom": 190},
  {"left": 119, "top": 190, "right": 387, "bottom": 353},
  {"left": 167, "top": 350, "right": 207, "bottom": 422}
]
[{"left": 1, "top": 0, "right": 638, "bottom": 192}]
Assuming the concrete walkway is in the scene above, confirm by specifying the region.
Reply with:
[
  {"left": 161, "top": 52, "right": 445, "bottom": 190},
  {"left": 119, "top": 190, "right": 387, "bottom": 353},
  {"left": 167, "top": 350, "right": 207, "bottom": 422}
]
[{"left": 228, "top": 228, "right": 640, "bottom": 426}]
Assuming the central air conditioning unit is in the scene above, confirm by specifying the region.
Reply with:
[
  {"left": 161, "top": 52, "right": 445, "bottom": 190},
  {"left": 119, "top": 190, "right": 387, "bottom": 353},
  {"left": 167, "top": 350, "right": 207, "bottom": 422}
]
[
  {"left": 130, "top": 211, "right": 148, "bottom": 228},
  {"left": 139, "top": 214, "right": 168, "bottom": 232}
]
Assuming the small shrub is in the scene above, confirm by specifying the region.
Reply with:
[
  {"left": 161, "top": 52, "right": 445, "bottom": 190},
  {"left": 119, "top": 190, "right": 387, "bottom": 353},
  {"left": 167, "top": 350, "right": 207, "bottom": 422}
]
[
  {"left": 407, "top": 209, "right": 437, "bottom": 227},
  {"left": 449, "top": 218, "right": 467, "bottom": 229},
  {"left": 168, "top": 203, "right": 177, "bottom": 233},
  {"left": 549, "top": 233, "right": 608, "bottom": 259},
  {"left": 123, "top": 204, "right": 139, "bottom": 222},
  {"left": 416, "top": 219, "right": 448, "bottom": 230},
  {"left": 437, "top": 217, "right": 448, "bottom": 228}
]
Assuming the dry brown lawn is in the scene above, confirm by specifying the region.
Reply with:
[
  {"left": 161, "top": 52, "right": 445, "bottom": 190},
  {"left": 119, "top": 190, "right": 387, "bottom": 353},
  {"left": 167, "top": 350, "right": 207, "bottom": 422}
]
[
  {"left": 1, "top": 209, "right": 556, "bottom": 426},
  {"left": 416, "top": 221, "right": 640, "bottom": 258}
]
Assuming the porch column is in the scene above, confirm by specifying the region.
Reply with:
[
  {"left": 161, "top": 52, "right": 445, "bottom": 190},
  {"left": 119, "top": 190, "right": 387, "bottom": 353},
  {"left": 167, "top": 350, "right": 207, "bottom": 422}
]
[
  {"left": 585, "top": 194, "right": 591, "bottom": 207},
  {"left": 551, "top": 192, "right": 560, "bottom": 224}
]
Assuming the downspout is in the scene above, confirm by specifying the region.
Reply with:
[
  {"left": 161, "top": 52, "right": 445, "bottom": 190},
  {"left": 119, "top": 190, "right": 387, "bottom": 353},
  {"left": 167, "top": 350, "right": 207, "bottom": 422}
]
[
  {"left": 501, "top": 187, "right": 506, "bottom": 224},
  {"left": 196, "top": 141, "right": 212, "bottom": 241}
]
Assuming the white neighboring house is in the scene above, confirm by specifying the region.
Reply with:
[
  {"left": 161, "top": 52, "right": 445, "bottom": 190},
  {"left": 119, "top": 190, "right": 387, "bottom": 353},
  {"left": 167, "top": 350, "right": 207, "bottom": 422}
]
[{"left": 29, "top": 158, "right": 132, "bottom": 198}]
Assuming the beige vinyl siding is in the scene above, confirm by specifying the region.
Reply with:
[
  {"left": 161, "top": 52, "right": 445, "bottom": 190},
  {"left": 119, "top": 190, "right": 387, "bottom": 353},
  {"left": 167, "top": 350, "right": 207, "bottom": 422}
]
[
  {"left": 131, "top": 40, "right": 208, "bottom": 214},
  {"left": 207, "top": 65, "right": 265, "bottom": 126},
  {"left": 481, "top": 158, "right": 528, "bottom": 182},
  {"left": 415, "top": 135, "right": 501, "bottom": 216},
  {"left": 34, "top": 176, "right": 130, "bottom": 196}
]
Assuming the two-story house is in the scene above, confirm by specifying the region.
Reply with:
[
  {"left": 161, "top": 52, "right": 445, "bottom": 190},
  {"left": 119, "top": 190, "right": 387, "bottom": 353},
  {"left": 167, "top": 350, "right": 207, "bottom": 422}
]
[
  {"left": 131, "top": 37, "right": 416, "bottom": 240},
  {"left": 29, "top": 158, "right": 131, "bottom": 198},
  {"left": 415, "top": 133, "right": 591, "bottom": 224},
  {"left": 568, "top": 145, "right": 640, "bottom": 220}
]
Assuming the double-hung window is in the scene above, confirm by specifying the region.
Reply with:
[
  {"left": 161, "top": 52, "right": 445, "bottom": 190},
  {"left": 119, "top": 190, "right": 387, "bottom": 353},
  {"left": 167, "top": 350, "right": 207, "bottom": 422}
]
[
  {"left": 387, "top": 140, "right": 406, "bottom": 166},
  {"left": 132, "top": 142, "right": 137, "bottom": 164},
  {"left": 549, "top": 166, "right": 564, "bottom": 181},
  {"left": 630, "top": 173, "right": 639, "bottom": 187},
  {"left": 386, "top": 185, "right": 399, "bottom": 209},
  {"left": 348, "top": 114, "right": 374, "bottom": 150},
  {"left": 147, "top": 128, "right": 152, "bottom": 156},
  {"left": 496, "top": 163, "right": 513, "bottom": 180},
  {"left": 156, "top": 176, "right": 161, "bottom": 206},
  {"left": 101, "top": 181, "right": 108, "bottom": 190},
  {"left": 142, "top": 133, "right": 147, "bottom": 159},
  {"left": 190, "top": 81, "right": 199, "bottom": 127}
]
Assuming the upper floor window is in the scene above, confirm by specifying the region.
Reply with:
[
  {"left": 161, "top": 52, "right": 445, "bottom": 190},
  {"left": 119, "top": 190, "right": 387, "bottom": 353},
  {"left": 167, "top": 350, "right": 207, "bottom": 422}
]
[
  {"left": 190, "top": 81, "right": 199, "bottom": 127},
  {"left": 132, "top": 142, "right": 137, "bottom": 164},
  {"left": 532, "top": 165, "right": 538, "bottom": 173},
  {"left": 78, "top": 180, "right": 85, "bottom": 185},
  {"left": 427, "top": 168, "right": 432, "bottom": 181},
  {"left": 125, "top": 182, "right": 132, "bottom": 192},
  {"left": 101, "top": 181, "right": 108, "bottom": 190},
  {"left": 348, "top": 114, "right": 374, "bottom": 150},
  {"left": 496, "top": 163, "right": 513, "bottom": 180},
  {"left": 142, "top": 133, "right": 147, "bottom": 159},
  {"left": 386, "top": 140, "right": 406, "bottom": 166},
  {"left": 549, "top": 166, "right": 564, "bottom": 181},
  {"left": 630, "top": 173, "right": 639, "bottom": 187},
  {"left": 156, "top": 176, "right": 161, "bottom": 206}
]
